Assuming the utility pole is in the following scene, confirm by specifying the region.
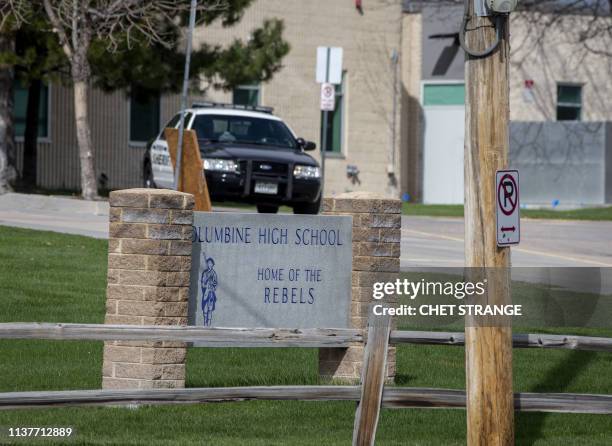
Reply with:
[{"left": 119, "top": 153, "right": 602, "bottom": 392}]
[
  {"left": 462, "top": 1, "right": 514, "bottom": 445},
  {"left": 174, "top": 0, "right": 198, "bottom": 191}
]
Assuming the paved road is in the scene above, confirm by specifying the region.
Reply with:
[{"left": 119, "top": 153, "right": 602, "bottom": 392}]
[
  {"left": 1, "top": 193, "right": 611, "bottom": 269},
  {"left": 401, "top": 216, "right": 612, "bottom": 268},
  {"left": 402, "top": 216, "right": 612, "bottom": 294}
]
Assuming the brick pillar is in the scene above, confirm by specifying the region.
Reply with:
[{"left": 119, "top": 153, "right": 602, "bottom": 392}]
[
  {"left": 319, "top": 192, "right": 401, "bottom": 382},
  {"left": 102, "top": 188, "right": 194, "bottom": 389}
]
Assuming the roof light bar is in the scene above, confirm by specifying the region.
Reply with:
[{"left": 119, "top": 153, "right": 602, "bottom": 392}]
[{"left": 191, "top": 102, "right": 274, "bottom": 114}]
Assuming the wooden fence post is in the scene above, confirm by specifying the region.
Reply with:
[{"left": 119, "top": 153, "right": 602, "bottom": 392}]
[{"left": 352, "top": 308, "right": 392, "bottom": 446}]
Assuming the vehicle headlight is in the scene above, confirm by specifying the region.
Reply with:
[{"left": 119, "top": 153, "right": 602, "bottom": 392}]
[
  {"left": 204, "top": 158, "right": 239, "bottom": 173},
  {"left": 293, "top": 165, "right": 321, "bottom": 179},
  {"left": 152, "top": 153, "right": 170, "bottom": 166}
]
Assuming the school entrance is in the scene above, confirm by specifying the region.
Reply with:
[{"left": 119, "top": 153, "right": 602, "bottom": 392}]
[{"left": 422, "top": 82, "right": 465, "bottom": 204}]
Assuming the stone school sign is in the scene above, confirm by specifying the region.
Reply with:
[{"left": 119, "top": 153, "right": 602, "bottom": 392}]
[{"left": 189, "top": 213, "right": 352, "bottom": 329}]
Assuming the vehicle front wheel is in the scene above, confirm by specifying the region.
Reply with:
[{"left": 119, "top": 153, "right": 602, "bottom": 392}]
[
  {"left": 143, "top": 162, "right": 156, "bottom": 188},
  {"left": 257, "top": 204, "right": 279, "bottom": 214},
  {"left": 293, "top": 197, "right": 321, "bottom": 215}
]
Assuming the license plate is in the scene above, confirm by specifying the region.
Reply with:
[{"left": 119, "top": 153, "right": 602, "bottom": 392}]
[{"left": 254, "top": 182, "right": 278, "bottom": 195}]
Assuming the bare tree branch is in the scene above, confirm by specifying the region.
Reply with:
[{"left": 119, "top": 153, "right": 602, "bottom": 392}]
[
  {"left": 0, "top": 0, "right": 229, "bottom": 200},
  {"left": 42, "top": 0, "right": 73, "bottom": 58}
]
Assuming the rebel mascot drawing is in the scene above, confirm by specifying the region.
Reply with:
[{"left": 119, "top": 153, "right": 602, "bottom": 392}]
[{"left": 200, "top": 253, "right": 218, "bottom": 327}]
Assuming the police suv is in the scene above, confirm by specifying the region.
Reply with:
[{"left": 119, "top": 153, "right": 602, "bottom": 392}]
[{"left": 143, "top": 103, "right": 322, "bottom": 214}]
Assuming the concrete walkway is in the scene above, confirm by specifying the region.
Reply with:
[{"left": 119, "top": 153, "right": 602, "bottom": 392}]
[
  {"left": 0, "top": 193, "right": 110, "bottom": 238},
  {"left": 0, "top": 192, "right": 251, "bottom": 238}
]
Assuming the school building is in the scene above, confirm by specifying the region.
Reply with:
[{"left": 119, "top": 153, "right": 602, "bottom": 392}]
[
  {"left": 402, "top": 1, "right": 612, "bottom": 205},
  {"left": 11, "top": 0, "right": 612, "bottom": 204}
]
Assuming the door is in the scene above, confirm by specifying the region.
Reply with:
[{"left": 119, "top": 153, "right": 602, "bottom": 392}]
[{"left": 422, "top": 83, "right": 465, "bottom": 204}]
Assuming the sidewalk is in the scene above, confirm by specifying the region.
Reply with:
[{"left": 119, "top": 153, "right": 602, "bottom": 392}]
[
  {"left": 0, "top": 193, "right": 109, "bottom": 238},
  {"left": 0, "top": 192, "right": 250, "bottom": 238}
]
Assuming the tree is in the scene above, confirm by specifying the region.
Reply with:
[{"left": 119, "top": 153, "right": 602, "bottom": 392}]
[
  {"left": 415, "top": 0, "right": 611, "bottom": 51},
  {"left": 12, "top": 13, "right": 67, "bottom": 188},
  {"left": 0, "top": 6, "right": 23, "bottom": 194},
  {"left": 0, "top": 32, "right": 16, "bottom": 194},
  {"left": 1, "top": 0, "right": 289, "bottom": 199},
  {"left": 510, "top": 1, "right": 612, "bottom": 56},
  {"left": 90, "top": 18, "right": 289, "bottom": 96},
  {"left": 3, "top": 1, "right": 199, "bottom": 199},
  {"left": 39, "top": 0, "right": 200, "bottom": 200}
]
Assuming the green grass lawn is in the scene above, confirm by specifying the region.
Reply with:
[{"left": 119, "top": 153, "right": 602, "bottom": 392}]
[
  {"left": 402, "top": 203, "right": 612, "bottom": 221},
  {"left": 0, "top": 226, "right": 611, "bottom": 445}
]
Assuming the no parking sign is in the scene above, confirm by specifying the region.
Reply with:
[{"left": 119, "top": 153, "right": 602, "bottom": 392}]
[
  {"left": 496, "top": 169, "right": 520, "bottom": 246},
  {"left": 320, "top": 83, "right": 335, "bottom": 111}
]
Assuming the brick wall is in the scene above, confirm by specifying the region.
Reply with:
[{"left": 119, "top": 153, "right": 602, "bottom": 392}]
[
  {"left": 319, "top": 192, "right": 401, "bottom": 381},
  {"left": 196, "top": 0, "right": 403, "bottom": 198},
  {"left": 102, "top": 188, "right": 194, "bottom": 389},
  {"left": 509, "top": 14, "right": 612, "bottom": 122}
]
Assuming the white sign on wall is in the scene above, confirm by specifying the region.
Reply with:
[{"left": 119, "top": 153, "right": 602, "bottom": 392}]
[
  {"left": 496, "top": 169, "right": 520, "bottom": 246},
  {"left": 320, "top": 83, "right": 335, "bottom": 111},
  {"left": 316, "top": 47, "right": 343, "bottom": 84}
]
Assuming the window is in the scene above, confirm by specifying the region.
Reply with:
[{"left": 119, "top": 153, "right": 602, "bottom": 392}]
[
  {"left": 233, "top": 84, "right": 260, "bottom": 107},
  {"left": 129, "top": 89, "right": 160, "bottom": 143},
  {"left": 14, "top": 79, "right": 49, "bottom": 139},
  {"left": 191, "top": 114, "right": 297, "bottom": 149},
  {"left": 423, "top": 83, "right": 465, "bottom": 106},
  {"left": 557, "top": 84, "right": 582, "bottom": 121},
  {"left": 320, "top": 73, "right": 345, "bottom": 153},
  {"left": 158, "top": 113, "right": 192, "bottom": 141}
]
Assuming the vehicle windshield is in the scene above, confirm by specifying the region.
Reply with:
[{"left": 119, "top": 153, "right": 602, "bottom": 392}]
[{"left": 192, "top": 114, "right": 297, "bottom": 149}]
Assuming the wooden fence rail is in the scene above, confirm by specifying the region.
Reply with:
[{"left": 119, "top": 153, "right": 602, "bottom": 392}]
[
  {"left": 1, "top": 320, "right": 611, "bottom": 445},
  {"left": 1, "top": 386, "right": 611, "bottom": 414},
  {"left": 390, "top": 331, "right": 612, "bottom": 352},
  {"left": 0, "top": 323, "right": 362, "bottom": 347},
  {"left": 1, "top": 323, "right": 611, "bottom": 352}
]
